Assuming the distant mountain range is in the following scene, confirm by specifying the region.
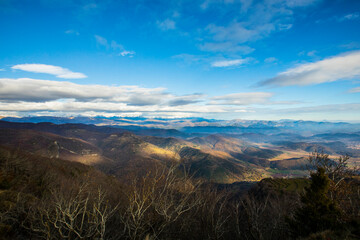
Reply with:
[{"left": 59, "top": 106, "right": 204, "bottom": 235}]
[
  {"left": 1, "top": 118, "right": 359, "bottom": 183},
  {"left": 2, "top": 116, "right": 360, "bottom": 135}
]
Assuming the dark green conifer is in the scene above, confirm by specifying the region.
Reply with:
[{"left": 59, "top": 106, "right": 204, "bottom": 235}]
[{"left": 289, "top": 167, "right": 341, "bottom": 238}]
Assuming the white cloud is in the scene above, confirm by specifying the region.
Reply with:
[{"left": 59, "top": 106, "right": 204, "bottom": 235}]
[
  {"left": 0, "top": 78, "right": 207, "bottom": 109},
  {"left": 274, "top": 103, "right": 360, "bottom": 114},
  {"left": 211, "top": 59, "right": 248, "bottom": 67},
  {"left": 0, "top": 99, "right": 227, "bottom": 117},
  {"left": 259, "top": 50, "right": 360, "bottom": 86},
  {"left": 211, "top": 92, "right": 274, "bottom": 105},
  {"left": 0, "top": 78, "right": 167, "bottom": 103},
  {"left": 157, "top": 19, "right": 176, "bottom": 31},
  {"left": 120, "top": 50, "right": 135, "bottom": 57},
  {"left": 173, "top": 54, "right": 253, "bottom": 68},
  {"left": 0, "top": 78, "right": 287, "bottom": 118},
  {"left": 210, "top": 92, "right": 301, "bottom": 106},
  {"left": 0, "top": 68, "right": 5, "bottom": 71},
  {"left": 11, "top": 64, "right": 87, "bottom": 79},
  {"left": 95, "top": 35, "right": 135, "bottom": 57}
]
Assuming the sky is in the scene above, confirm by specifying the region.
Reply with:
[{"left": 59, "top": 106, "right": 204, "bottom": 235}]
[{"left": 0, "top": 0, "right": 360, "bottom": 121}]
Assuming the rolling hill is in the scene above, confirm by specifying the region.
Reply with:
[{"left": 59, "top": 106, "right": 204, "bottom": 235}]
[{"left": 1, "top": 119, "right": 359, "bottom": 183}]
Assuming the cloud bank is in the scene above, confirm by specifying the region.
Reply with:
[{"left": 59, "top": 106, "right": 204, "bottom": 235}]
[
  {"left": 0, "top": 77, "right": 356, "bottom": 120},
  {"left": 0, "top": 78, "right": 168, "bottom": 104},
  {"left": 0, "top": 78, "right": 297, "bottom": 118}
]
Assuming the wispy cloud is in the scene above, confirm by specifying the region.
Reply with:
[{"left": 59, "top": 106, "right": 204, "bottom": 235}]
[
  {"left": 205, "top": 22, "right": 276, "bottom": 46},
  {"left": 340, "top": 42, "right": 360, "bottom": 50},
  {"left": 157, "top": 19, "right": 176, "bottom": 31},
  {"left": 65, "top": 29, "right": 79, "bottom": 35},
  {"left": 298, "top": 50, "right": 317, "bottom": 58},
  {"left": 174, "top": 54, "right": 252, "bottom": 68},
  {"left": 259, "top": 50, "right": 360, "bottom": 86},
  {"left": 95, "top": 35, "right": 109, "bottom": 48},
  {"left": 120, "top": 50, "right": 135, "bottom": 57},
  {"left": 339, "top": 12, "right": 359, "bottom": 22},
  {"left": 264, "top": 57, "right": 278, "bottom": 63},
  {"left": 349, "top": 87, "right": 360, "bottom": 93},
  {"left": 211, "top": 59, "right": 248, "bottom": 67},
  {"left": 200, "top": 0, "right": 319, "bottom": 10},
  {"left": 198, "top": 0, "right": 319, "bottom": 54},
  {"left": 210, "top": 92, "right": 274, "bottom": 105},
  {"left": 199, "top": 42, "right": 255, "bottom": 54},
  {"left": 286, "top": 0, "right": 320, "bottom": 7},
  {"left": 83, "top": 3, "right": 98, "bottom": 11},
  {"left": 274, "top": 103, "right": 360, "bottom": 114},
  {"left": 95, "top": 35, "right": 135, "bottom": 57},
  {"left": 172, "top": 54, "right": 206, "bottom": 65},
  {"left": 11, "top": 64, "right": 87, "bottom": 79},
  {"left": 316, "top": 12, "right": 360, "bottom": 24}
]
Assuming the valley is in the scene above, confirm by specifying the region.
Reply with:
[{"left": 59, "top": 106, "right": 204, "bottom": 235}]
[{"left": 1, "top": 117, "right": 359, "bottom": 183}]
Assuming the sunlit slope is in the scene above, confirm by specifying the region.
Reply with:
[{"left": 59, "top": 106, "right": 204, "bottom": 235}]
[
  {"left": 0, "top": 123, "right": 266, "bottom": 183},
  {"left": 2, "top": 120, "right": 358, "bottom": 183},
  {"left": 0, "top": 128, "right": 112, "bottom": 165}
]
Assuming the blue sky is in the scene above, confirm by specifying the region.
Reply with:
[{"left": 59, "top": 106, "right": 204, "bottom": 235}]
[{"left": 0, "top": 0, "right": 360, "bottom": 121}]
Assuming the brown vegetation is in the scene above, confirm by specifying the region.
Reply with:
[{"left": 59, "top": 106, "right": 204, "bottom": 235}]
[{"left": 0, "top": 133, "right": 359, "bottom": 239}]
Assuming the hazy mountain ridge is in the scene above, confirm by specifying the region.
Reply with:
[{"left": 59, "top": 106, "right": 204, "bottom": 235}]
[
  {"left": 3, "top": 116, "right": 360, "bottom": 134},
  {"left": 0, "top": 121, "right": 265, "bottom": 182},
  {"left": 1, "top": 119, "right": 359, "bottom": 183}
]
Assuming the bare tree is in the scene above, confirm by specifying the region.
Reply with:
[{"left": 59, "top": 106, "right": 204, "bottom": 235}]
[
  {"left": 25, "top": 184, "right": 117, "bottom": 240},
  {"left": 121, "top": 174, "right": 155, "bottom": 240},
  {"left": 307, "top": 151, "right": 359, "bottom": 200},
  {"left": 306, "top": 151, "right": 360, "bottom": 226},
  {"left": 202, "top": 190, "right": 230, "bottom": 240},
  {"left": 306, "top": 151, "right": 359, "bottom": 181},
  {"left": 120, "top": 163, "right": 202, "bottom": 240}
]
